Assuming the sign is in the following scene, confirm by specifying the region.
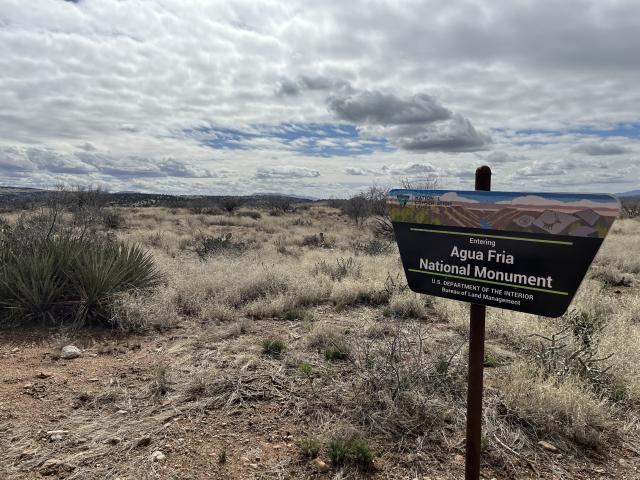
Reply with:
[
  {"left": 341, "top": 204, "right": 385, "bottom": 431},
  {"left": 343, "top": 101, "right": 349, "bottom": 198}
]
[{"left": 388, "top": 189, "right": 620, "bottom": 317}]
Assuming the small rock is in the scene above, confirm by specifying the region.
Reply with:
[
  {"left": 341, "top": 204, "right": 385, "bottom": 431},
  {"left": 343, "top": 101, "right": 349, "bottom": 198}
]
[
  {"left": 23, "top": 383, "right": 34, "bottom": 389},
  {"left": 116, "top": 410, "right": 128, "bottom": 415},
  {"left": 46, "top": 430, "right": 69, "bottom": 436},
  {"left": 537, "top": 440, "right": 558, "bottom": 452},
  {"left": 249, "top": 463, "right": 259, "bottom": 469},
  {"left": 454, "top": 454, "right": 465, "bottom": 463},
  {"left": 36, "top": 372, "right": 52, "bottom": 379},
  {"left": 49, "top": 434, "right": 64, "bottom": 442},
  {"left": 61, "top": 345, "right": 82, "bottom": 360},
  {"left": 11, "top": 347, "right": 19, "bottom": 353},
  {"left": 151, "top": 450, "right": 166, "bottom": 462},
  {"left": 312, "top": 458, "right": 330, "bottom": 472},
  {"left": 135, "top": 436, "right": 152, "bottom": 448}
]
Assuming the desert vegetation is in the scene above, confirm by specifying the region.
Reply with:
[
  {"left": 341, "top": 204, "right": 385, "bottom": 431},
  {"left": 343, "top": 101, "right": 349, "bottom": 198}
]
[{"left": 0, "top": 189, "right": 639, "bottom": 479}]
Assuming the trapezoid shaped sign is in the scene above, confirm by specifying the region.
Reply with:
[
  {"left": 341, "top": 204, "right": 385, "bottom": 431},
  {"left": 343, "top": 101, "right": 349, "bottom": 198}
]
[{"left": 388, "top": 189, "right": 620, "bottom": 317}]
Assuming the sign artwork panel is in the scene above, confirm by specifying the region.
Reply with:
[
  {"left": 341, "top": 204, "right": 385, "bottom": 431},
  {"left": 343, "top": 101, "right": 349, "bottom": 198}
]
[{"left": 389, "top": 190, "right": 620, "bottom": 317}]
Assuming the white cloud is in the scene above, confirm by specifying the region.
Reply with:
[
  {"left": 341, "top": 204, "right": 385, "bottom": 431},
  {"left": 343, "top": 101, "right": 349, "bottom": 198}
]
[
  {"left": 0, "top": 0, "right": 639, "bottom": 196},
  {"left": 254, "top": 166, "right": 321, "bottom": 179}
]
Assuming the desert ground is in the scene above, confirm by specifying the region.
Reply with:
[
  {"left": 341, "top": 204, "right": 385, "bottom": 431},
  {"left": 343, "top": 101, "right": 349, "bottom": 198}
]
[{"left": 1, "top": 197, "right": 639, "bottom": 479}]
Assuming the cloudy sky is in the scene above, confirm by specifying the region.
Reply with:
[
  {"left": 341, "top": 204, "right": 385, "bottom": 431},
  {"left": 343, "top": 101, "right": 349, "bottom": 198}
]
[{"left": 1, "top": 0, "right": 639, "bottom": 197}]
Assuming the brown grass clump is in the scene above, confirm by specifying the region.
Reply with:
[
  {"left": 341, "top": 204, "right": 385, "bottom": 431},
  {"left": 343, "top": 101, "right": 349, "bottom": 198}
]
[{"left": 498, "top": 363, "right": 611, "bottom": 448}]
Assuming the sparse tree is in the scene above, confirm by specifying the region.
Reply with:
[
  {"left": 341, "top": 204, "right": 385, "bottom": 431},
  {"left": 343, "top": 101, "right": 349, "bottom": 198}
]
[
  {"left": 221, "top": 196, "right": 244, "bottom": 213},
  {"left": 266, "top": 195, "right": 293, "bottom": 213},
  {"left": 342, "top": 193, "right": 370, "bottom": 225}
]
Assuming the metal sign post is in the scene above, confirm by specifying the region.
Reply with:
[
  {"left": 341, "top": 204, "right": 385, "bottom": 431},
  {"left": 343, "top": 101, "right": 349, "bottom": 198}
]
[{"left": 465, "top": 166, "right": 491, "bottom": 480}]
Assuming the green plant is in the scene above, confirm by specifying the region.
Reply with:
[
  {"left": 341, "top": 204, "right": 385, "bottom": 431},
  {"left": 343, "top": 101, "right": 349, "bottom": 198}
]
[
  {"left": 349, "top": 438, "right": 374, "bottom": 468},
  {"left": 0, "top": 230, "right": 160, "bottom": 327},
  {"left": 298, "top": 361, "right": 316, "bottom": 394},
  {"left": 328, "top": 438, "right": 349, "bottom": 466},
  {"left": 284, "top": 308, "right": 310, "bottom": 321},
  {"left": 299, "top": 438, "right": 321, "bottom": 458},
  {"left": 325, "top": 341, "right": 350, "bottom": 361},
  {"left": 150, "top": 365, "right": 171, "bottom": 398},
  {"left": 483, "top": 353, "right": 499, "bottom": 368},
  {"left": 263, "top": 338, "right": 286, "bottom": 356},
  {"left": 218, "top": 449, "right": 228, "bottom": 464}
]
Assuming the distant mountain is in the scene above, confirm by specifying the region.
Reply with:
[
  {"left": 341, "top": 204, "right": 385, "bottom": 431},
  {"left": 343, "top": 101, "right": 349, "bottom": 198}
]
[{"left": 617, "top": 189, "right": 640, "bottom": 197}]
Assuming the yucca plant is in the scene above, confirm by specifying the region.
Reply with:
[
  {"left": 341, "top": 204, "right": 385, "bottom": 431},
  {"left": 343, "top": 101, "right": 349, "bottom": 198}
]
[
  {"left": 70, "top": 242, "right": 161, "bottom": 326},
  {"left": 0, "top": 224, "right": 161, "bottom": 327},
  {"left": 0, "top": 237, "right": 79, "bottom": 325}
]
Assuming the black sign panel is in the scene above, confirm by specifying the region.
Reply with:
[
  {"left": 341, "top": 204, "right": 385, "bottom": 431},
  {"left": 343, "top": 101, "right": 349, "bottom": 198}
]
[{"left": 389, "top": 189, "right": 619, "bottom": 317}]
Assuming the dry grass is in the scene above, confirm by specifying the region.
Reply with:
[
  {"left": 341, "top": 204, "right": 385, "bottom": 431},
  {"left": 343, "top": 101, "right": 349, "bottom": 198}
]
[{"left": 2, "top": 204, "right": 639, "bottom": 479}]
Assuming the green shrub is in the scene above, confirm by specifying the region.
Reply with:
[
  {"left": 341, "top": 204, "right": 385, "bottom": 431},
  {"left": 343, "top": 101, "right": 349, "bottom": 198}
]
[
  {"left": 263, "top": 338, "right": 286, "bottom": 355},
  {"left": 299, "top": 438, "right": 321, "bottom": 458},
  {"left": 0, "top": 224, "right": 160, "bottom": 327},
  {"left": 328, "top": 438, "right": 349, "bottom": 466},
  {"left": 218, "top": 449, "right": 228, "bottom": 464},
  {"left": 349, "top": 438, "right": 374, "bottom": 468},
  {"left": 483, "top": 353, "right": 499, "bottom": 368},
  {"left": 325, "top": 341, "right": 350, "bottom": 361}
]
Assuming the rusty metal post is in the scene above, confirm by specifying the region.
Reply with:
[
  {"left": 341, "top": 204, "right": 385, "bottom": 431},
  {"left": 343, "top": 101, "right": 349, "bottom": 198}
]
[{"left": 465, "top": 165, "right": 491, "bottom": 480}]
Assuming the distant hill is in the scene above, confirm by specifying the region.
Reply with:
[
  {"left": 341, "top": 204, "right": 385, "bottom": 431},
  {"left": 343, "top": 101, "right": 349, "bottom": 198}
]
[
  {"left": 617, "top": 189, "right": 640, "bottom": 197},
  {"left": 0, "top": 185, "right": 316, "bottom": 209}
]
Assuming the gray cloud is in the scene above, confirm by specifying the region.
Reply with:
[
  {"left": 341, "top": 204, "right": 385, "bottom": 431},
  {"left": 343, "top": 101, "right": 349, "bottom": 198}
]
[
  {"left": 384, "top": 163, "right": 436, "bottom": 175},
  {"left": 275, "top": 79, "right": 301, "bottom": 97},
  {"left": 390, "top": 114, "right": 491, "bottom": 152},
  {"left": 0, "top": 146, "right": 219, "bottom": 180},
  {"left": 255, "top": 166, "right": 321, "bottom": 179},
  {"left": 344, "top": 162, "right": 436, "bottom": 177},
  {"left": 344, "top": 166, "right": 375, "bottom": 176},
  {"left": 484, "top": 151, "right": 525, "bottom": 164},
  {"left": 328, "top": 91, "right": 450, "bottom": 125},
  {"left": 572, "top": 142, "right": 632, "bottom": 156}
]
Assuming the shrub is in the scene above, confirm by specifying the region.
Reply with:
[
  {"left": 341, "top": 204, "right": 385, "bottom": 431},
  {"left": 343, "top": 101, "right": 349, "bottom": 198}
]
[
  {"left": 149, "top": 365, "right": 171, "bottom": 399},
  {"left": 328, "top": 438, "right": 349, "bottom": 466},
  {"left": 302, "top": 232, "right": 333, "bottom": 248},
  {"left": 0, "top": 234, "right": 160, "bottom": 327},
  {"left": 353, "top": 238, "right": 393, "bottom": 256},
  {"left": 263, "top": 338, "right": 286, "bottom": 356},
  {"left": 235, "top": 210, "right": 261, "bottom": 220},
  {"left": 299, "top": 438, "right": 321, "bottom": 458},
  {"left": 102, "top": 209, "right": 125, "bottom": 230},
  {"left": 313, "top": 257, "right": 361, "bottom": 281},
  {"left": 218, "top": 449, "right": 228, "bottom": 464},
  {"left": 221, "top": 196, "right": 244, "bottom": 213},
  {"left": 283, "top": 308, "right": 311, "bottom": 321},
  {"left": 194, "top": 233, "right": 247, "bottom": 259},
  {"left": 325, "top": 341, "right": 350, "bottom": 361},
  {"left": 349, "top": 438, "right": 374, "bottom": 468}
]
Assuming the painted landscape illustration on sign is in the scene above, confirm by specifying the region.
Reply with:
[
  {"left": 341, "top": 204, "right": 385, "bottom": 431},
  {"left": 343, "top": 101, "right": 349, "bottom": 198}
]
[{"left": 388, "top": 190, "right": 620, "bottom": 238}]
